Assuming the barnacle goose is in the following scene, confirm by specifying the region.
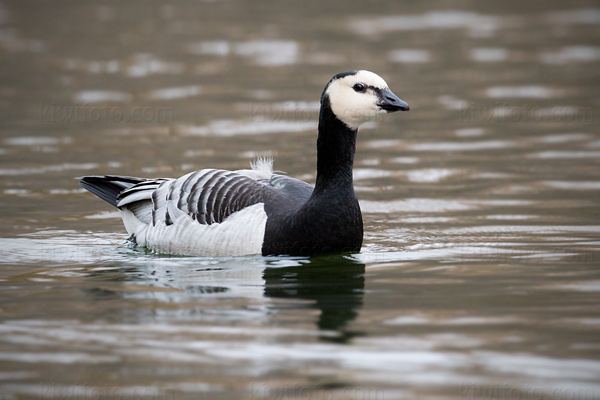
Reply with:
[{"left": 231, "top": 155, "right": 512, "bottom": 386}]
[{"left": 80, "top": 70, "right": 409, "bottom": 256}]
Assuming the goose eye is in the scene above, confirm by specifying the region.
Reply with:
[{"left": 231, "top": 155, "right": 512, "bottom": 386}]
[{"left": 353, "top": 83, "right": 366, "bottom": 93}]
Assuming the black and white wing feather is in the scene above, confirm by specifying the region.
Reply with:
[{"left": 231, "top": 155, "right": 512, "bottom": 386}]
[{"left": 111, "top": 159, "right": 312, "bottom": 256}]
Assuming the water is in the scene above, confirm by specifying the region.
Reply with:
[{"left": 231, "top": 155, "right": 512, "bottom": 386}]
[{"left": 1, "top": 1, "right": 599, "bottom": 399}]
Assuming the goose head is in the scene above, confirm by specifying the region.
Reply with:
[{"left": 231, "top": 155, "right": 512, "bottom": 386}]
[{"left": 322, "top": 70, "right": 409, "bottom": 130}]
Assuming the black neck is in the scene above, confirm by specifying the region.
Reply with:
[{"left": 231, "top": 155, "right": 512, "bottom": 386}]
[
  {"left": 313, "top": 97, "right": 357, "bottom": 195},
  {"left": 261, "top": 95, "right": 363, "bottom": 256}
]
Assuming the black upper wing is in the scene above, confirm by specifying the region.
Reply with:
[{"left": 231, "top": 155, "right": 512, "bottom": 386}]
[{"left": 116, "top": 169, "right": 314, "bottom": 227}]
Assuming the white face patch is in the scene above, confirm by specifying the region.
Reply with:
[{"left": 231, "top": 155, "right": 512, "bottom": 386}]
[{"left": 325, "top": 70, "right": 391, "bottom": 130}]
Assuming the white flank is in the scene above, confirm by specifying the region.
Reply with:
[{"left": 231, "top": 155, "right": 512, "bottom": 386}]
[
  {"left": 115, "top": 164, "right": 273, "bottom": 257},
  {"left": 136, "top": 203, "right": 267, "bottom": 256},
  {"left": 326, "top": 70, "right": 390, "bottom": 129}
]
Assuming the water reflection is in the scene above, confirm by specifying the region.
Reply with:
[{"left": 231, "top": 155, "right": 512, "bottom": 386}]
[
  {"left": 79, "top": 254, "right": 367, "bottom": 342},
  {"left": 1, "top": 0, "right": 600, "bottom": 397},
  {"left": 188, "top": 40, "right": 299, "bottom": 66},
  {"left": 264, "top": 256, "right": 365, "bottom": 343}
]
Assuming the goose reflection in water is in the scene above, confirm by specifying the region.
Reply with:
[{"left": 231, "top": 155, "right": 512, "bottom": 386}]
[
  {"left": 263, "top": 255, "right": 365, "bottom": 343},
  {"left": 79, "top": 254, "right": 365, "bottom": 343}
]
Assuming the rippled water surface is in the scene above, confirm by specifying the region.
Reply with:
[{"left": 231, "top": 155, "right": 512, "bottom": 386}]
[{"left": 1, "top": 1, "right": 599, "bottom": 399}]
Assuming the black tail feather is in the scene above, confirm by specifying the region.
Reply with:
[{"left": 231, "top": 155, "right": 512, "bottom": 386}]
[{"left": 79, "top": 175, "right": 146, "bottom": 207}]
